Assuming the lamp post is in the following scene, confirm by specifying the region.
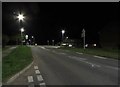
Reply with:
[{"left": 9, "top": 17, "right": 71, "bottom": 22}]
[
  {"left": 52, "top": 40, "right": 54, "bottom": 46},
  {"left": 16, "top": 13, "right": 25, "bottom": 45},
  {"left": 81, "top": 29, "right": 86, "bottom": 49},
  {"left": 47, "top": 40, "right": 49, "bottom": 45},
  {"left": 17, "top": 13, "right": 25, "bottom": 22},
  {"left": 61, "top": 30, "right": 65, "bottom": 42},
  {"left": 20, "top": 28, "right": 24, "bottom": 45}
]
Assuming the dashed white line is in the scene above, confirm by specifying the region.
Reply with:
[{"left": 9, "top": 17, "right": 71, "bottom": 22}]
[
  {"left": 28, "top": 76, "right": 34, "bottom": 83},
  {"left": 94, "top": 55, "right": 107, "bottom": 59},
  {"left": 34, "top": 66, "right": 38, "bottom": 70},
  {"left": 85, "top": 61, "right": 101, "bottom": 67},
  {"left": 68, "top": 56, "right": 86, "bottom": 61},
  {"left": 37, "top": 75, "right": 43, "bottom": 81},
  {"left": 39, "top": 82, "right": 46, "bottom": 85},
  {"left": 35, "top": 70, "right": 41, "bottom": 74}
]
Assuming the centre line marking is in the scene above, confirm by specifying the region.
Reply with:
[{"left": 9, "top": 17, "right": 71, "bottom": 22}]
[
  {"left": 34, "top": 66, "right": 38, "bottom": 70},
  {"left": 35, "top": 70, "right": 41, "bottom": 74},
  {"left": 28, "top": 76, "right": 34, "bottom": 83},
  {"left": 37, "top": 75, "right": 43, "bottom": 81}
]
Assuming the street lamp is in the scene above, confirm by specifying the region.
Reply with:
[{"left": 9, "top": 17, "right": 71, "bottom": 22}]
[
  {"left": 17, "top": 13, "right": 25, "bottom": 22},
  {"left": 20, "top": 28, "right": 24, "bottom": 45},
  {"left": 52, "top": 40, "right": 54, "bottom": 46},
  {"left": 31, "top": 36, "right": 35, "bottom": 45},
  {"left": 61, "top": 30, "right": 65, "bottom": 41}
]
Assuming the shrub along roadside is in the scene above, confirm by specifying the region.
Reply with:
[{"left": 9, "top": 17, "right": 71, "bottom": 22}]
[{"left": 2, "top": 46, "right": 33, "bottom": 82}]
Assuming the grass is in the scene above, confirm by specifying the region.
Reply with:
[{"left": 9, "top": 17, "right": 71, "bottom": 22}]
[
  {"left": 2, "top": 45, "right": 33, "bottom": 82},
  {"left": 60, "top": 47, "right": 119, "bottom": 59},
  {"left": 2, "top": 46, "right": 10, "bottom": 51}
]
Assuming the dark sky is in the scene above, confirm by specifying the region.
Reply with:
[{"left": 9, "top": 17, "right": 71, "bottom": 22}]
[{"left": 2, "top": 2, "right": 119, "bottom": 45}]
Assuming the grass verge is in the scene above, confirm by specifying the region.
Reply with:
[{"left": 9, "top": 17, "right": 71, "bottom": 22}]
[
  {"left": 60, "top": 47, "right": 119, "bottom": 59},
  {"left": 2, "top": 45, "right": 33, "bottom": 82}
]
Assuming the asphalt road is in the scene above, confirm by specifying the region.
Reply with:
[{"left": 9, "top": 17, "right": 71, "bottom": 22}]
[{"left": 31, "top": 46, "right": 119, "bottom": 85}]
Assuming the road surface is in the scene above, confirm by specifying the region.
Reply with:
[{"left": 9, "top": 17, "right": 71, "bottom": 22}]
[{"left": 6, "top": 46, "right": 119, "bottom": 86}]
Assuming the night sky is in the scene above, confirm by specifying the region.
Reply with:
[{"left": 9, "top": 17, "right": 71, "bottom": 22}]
[{"left": 2, "top": 2, "right": 119, "bottom": 45}]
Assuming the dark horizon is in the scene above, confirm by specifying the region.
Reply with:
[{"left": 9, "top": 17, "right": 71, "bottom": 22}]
[{"left": 2, "top": 2, "right": 119, "bottom": 45}]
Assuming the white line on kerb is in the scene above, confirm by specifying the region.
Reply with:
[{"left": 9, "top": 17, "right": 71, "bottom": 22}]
[
  {"left": 34, "top": 66, "right": 38, "bottom": 70},
  {"left": 28, "top": 76, "right": 34, "bottom": 83},
  {"left": 37, "top": 75, "right": 43, "bottom": 81},
  {"left": 35, "top": 70, "right": 41, "bottom": 74},
  {"left": 94, "top": 55, "right": 107, "bottom": 59}
]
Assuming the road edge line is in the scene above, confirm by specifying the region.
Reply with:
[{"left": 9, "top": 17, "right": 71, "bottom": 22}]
[{"left": 6, "top": 61, "right": 34, "bottom": 84}]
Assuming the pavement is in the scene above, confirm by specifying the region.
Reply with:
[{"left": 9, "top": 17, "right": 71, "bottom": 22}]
[{"left": 4, "top": 45, "right": 119, "bottom": 86}]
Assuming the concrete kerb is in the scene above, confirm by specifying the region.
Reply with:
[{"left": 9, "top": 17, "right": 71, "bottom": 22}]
[{"left": 6, "top": 61, "right": 34, "bottom": 84}]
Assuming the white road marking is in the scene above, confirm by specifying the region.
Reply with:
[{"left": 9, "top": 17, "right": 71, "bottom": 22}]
[
  {"left": 37, "top": 75, "right": 43, "bottom": 81},
  {"left": 28, "top": 83, "right": 34, "bottom": 87},
  {"left": 59, "top": 53, "right": 66, "bottom": 55},
  {"left": 39, "top": 46, "right": 46, "bottom": 49},
  {"left": 28, "top": 76, "right": 34, "bottom": 83},
  {"left": 34, "top": 66, "right": 38, "bottom": 70},
  {"left": 105, "top": 65, "right": 119, "bottom": 70},
  {"left": 94, "top": 55, "right": 107, "bottom": 59},
  {"left": 76, "top": 52, "right": 83, "bottom": 55},
  {"left": 39, "top": 82, "right": 46, "bottom": 85},
  {"left": 68, "top": 56, "right": 100, "bottom": 68},
  {"left": 85, "top": 61, "right": 101, "bottom": 67},
  {"left": 68, "top": 56, "right": 86, "bottom": 61},
  {"left": 35, "top": 70, "right": 41, "bottom": 74}
]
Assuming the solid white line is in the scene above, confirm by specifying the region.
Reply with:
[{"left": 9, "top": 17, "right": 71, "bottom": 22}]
[
  {"left": 28, "top": 76, "right": 34, "bottom": 83},
  {"left": 34, "top": 66, "right": 38, "bottom": 70},
  {"left": 35, "top": 70, "right": 41, "bottom": 74},
  {"left": 76, "top": 52, "right": 83, "bottom": 55},
  {"left": 94, "top": 55, "right": 107, "bottom": 59},
  {"left": 105, "top": 65, "right": 119, "bottom": 70},
  {"left": 37, "top": 75, "right": 43, "bottom": 81}
]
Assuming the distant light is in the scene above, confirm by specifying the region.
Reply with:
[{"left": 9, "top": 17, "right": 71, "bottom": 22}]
[
  {"left": 85, "top": 44, "right": 88, "bottom": 47},
  {"left": 93, "top": 44, "right": 96, "bottom": 47},
  {"left": 66, "top": 37, "right": 68, "bottom": 39},
  {"left": 62, "top": 30, "right": 65, "bottom": 34},
  {"left": 17, "top": 13, "right": 25, "bottom": 21},
  {"left": 35, "top": 43, "right": 37, "bottom": 46},
  {"left": 69, "top": 44, "right": 72, "bottom": 47},
  {"left": 20, "top": 28, "right": 24, "bottom": 32},
  {"left": 62, "top": 43, "right": 66, "bottom": 46},
  {"left": 25, "top": 35, "right": 28, "bottom": 39},
  {"left": 32, "top": 36, "right": 34, "bottom": 38}
]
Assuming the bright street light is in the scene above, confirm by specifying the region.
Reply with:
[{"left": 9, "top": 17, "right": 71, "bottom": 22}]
[
  {"left": 25, "top": 35, "right": 28, "bottom": 39},
  {"left": 20, "top": 28, "right": 24, "bottom": 45},
  {"left": 17, "top": 13, "right": 25, "bottom": 21},
  {"left": 62, "top": 30, "right": 65, "bottom": 34},
  {"left": 20, "top": 28, "right": 24, "bottom": 33},
  {"left": 32, "top": 36, "right": 34, "bottom": 38},
  {"left": 61, "top": 30, "right": 65, "bottom": 42}
]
